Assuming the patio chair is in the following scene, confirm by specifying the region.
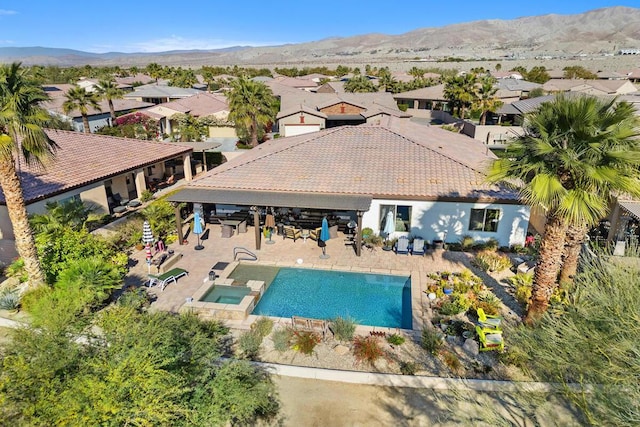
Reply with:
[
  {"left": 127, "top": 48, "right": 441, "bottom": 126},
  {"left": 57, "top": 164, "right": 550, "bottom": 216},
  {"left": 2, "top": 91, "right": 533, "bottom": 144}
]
[
  {"left": 283, "top": 226, "right": 301, "bottom": 241},
  {"left": 476, "top": 325, "right": 504, "bottom": 352},
  {"left": 237, "top": 220, "right": 247, "bottom": 233},
  {"left": 309, "top": 227, "right": 323, "bottom": 241},
  {"left": 309, "top": 318, "right": 329, "bottom": 339},
  {"left": 147, "top": 267, "right": 189, "bottom": 291},
  {"left": 476, "top": 307, "right": 503, "bottom": 331},
  {"left": 291, "top": 316, "right": 311, "bottom": 330},
  {"left": 412, "top": 238, "right": 426, "bottom": 256},
  {"left": 395, "top": 236, "right": 410, "bottom": 255},
  {"left": 221, "top": 224, "right": 234, "bottom": 238}
]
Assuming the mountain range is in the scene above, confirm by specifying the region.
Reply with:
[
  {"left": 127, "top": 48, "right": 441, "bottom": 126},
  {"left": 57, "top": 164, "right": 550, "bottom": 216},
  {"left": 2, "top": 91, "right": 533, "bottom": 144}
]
[{"left": 1, "top": 6, "right": 639, "bottom": 67}]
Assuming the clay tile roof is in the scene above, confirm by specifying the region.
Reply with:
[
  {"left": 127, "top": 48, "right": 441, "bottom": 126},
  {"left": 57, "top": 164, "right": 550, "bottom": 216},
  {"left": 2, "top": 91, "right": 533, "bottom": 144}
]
[
  {"left": 0, "top": 130, "right": 192, "bottom": 204},
  {"left": 186, "top": 118, "right": 519, "bottom": 203}
]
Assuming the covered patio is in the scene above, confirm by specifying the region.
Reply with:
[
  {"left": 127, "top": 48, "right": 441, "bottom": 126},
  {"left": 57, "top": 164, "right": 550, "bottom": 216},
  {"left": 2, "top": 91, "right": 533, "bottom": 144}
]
[{"left": 168, "top": 189, "right": 373, "bottom": 256}]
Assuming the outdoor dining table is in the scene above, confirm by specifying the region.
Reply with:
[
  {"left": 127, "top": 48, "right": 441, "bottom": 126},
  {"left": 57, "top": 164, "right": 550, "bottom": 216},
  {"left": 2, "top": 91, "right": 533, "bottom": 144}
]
[{"left": 220, "top": 219, "right": 244, "bottom": 230}]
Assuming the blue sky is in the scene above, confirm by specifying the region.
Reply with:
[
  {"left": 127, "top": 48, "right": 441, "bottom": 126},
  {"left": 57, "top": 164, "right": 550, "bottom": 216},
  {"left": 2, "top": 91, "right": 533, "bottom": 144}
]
[{"left": 0, "top": 1, "right": 636, "bottom": 53}]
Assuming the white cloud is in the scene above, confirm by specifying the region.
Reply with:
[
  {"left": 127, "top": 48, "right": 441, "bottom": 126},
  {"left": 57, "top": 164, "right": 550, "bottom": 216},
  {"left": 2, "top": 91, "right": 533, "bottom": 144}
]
[
  {"left": 0, "top": 10, "right": 17, "bottom": 16},
  {"left": 115, "top": 35, "right": 287, "bottom": 53}
]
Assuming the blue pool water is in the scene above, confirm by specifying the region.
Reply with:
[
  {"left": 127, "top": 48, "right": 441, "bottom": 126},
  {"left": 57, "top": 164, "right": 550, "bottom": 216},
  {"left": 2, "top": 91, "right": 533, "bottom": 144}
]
[{"left": 252, "top": 267, "right": 412, "bottom": 329}]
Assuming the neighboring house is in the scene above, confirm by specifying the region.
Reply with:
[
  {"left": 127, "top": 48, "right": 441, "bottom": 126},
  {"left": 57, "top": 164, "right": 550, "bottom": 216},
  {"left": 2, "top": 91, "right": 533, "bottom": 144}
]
[
  {"left": 494, "top": 79, "right": 542, "bottom": 103},
  {"left": 115, "top": 73, "right": 159, "bottom": 87},
  {"left": 0, "top": 130, "right": 193, "bottom": 263},
  {"left": 491, "top": 71, "right": 524, "bottom": 80},
  {"left": 269, "top": 82, "right": 411, "bottom": 137},
  {"left": 393, "top": 84, "right": 450, "bottom": 117},
  {"left": 542, "top": 78, "right": 638, "bottom": 96},
  {"left": 272, "top": 76, "right": 318, "bottom": 91},
  {"left": 123, "top": 84, "right": 202, "bottom": 105},
  {"left": 168, "top": 118, "right": 530, "bottom": 255},
  {"left": 315, "top": 81, "right": 346, "bottom": 93},
  {"left": 298, "top": 73, "right": 332, "bottom": 83},
  {"left": 132, "top": 92, "right": 234, "bottom": 137},
  {"left": 42, "top": 84, "right": 153, "bottom": 133}
]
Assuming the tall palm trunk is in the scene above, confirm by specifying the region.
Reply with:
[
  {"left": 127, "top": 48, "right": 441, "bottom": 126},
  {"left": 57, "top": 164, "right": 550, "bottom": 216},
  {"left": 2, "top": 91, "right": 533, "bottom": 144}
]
[
  {"left": 559, "top": 223, "right": 588, "bottom": 284},
  {"left": 108, "top": 99, "right": 116, "bottom": 124},
  {"left": 249, "top": 115, "right": 259, "bottom": 148},
  {"left": 526, "top": 214, "right": 566, "bottom": 324},
  {"left": 82, "top": 114, "right": 91, "bottom": 133},
  {"left": 0, "top": 157, "right": 46, "bottom": 288}
]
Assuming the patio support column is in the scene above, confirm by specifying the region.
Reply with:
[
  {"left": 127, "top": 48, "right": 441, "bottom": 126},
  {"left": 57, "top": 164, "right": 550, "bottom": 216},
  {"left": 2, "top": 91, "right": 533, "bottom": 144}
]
[
  {"left": 253, "top": 208, "right": 261, "bottom": 250},
  {"left": 356, "top": 210, "right": 363, "bottom": 257},
  {"left": 174, "top": 204, "right": 184, "bottom": 245},
  {"left": 134, "top": 168, "right": 146, "bottom": 199},
  {"left": 182, "top": 154, "right": 193, "bottom": 181}
]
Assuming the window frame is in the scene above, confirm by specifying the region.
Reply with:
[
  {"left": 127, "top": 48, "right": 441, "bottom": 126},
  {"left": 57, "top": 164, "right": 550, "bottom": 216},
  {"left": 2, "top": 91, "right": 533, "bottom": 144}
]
[{"left": 469, "top": 208, "right": 501, "bottom": 232}]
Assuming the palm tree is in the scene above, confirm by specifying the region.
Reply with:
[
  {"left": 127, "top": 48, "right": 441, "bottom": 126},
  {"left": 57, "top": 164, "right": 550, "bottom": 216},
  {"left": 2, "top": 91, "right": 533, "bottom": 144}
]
[
  {"left": 488, "top": 94, "right": 640, "bottom": 323},
  {"left": 344, "top": 75, "right": 377, "bottom": 93},
  {"left": 474, "top": 77, "right": 502, "bottom": 125},
  {"left": 227, "top": 76, "right": 278, "bottom": 148},
  {"left": 443, "top": 73, "right": 478, "bottom": 119},
  {"left": 0, "top": 62, "right": 56, "bottom": 288},
  {"left": 63, "top": 85, "right": 101, "bottom": 133},
  {"left": 96, "top": 79, "right": 123, "bottom": 124}
]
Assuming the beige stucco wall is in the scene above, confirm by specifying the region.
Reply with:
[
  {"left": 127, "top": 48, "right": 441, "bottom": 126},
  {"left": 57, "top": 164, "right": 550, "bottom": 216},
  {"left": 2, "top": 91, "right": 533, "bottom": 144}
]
[
  {"left": 279, "top": 114, "right": 325, "bottom": 137},
  {"left": 208, "top": 126, "right": 236, "bottom": 138},
  {"left": 0, "top": 206, "right": 13, "bottom": 240}
]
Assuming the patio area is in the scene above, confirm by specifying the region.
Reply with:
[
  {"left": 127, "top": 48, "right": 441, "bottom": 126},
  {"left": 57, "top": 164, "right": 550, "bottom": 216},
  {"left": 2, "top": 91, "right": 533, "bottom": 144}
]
[{"left": 125, "top": 221, "right": 477, "bottom": 333}]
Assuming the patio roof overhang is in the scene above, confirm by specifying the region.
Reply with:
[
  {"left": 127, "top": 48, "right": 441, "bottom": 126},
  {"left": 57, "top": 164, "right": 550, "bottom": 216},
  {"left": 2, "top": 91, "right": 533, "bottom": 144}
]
[
  {"left": 167, "top": 188, "right": 373, "bottom": 211},
  {"left": 619, "top": 200, "right": 640, "bottom": 221}
]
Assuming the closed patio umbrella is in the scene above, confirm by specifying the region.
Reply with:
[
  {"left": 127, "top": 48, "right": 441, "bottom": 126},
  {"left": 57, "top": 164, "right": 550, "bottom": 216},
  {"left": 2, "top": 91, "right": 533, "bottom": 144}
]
[
  {"left": 319, "top": 217, "right": 330, "bottom": 259},
  {"left": 193, "top": 211, "right": 204, "bottom": 250},
  {"left": 265, "top": 211, "right": 276, "bottom": 244},
  {"left": 383, "top": 210, "right": 395, "bottom": 240},
  {"left": 142, "top": 220, "right": 154, "bottom": 273}
]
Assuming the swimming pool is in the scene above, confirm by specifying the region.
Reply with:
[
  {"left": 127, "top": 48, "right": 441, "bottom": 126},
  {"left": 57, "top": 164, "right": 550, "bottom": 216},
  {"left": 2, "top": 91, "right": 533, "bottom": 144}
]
[{"left": 231, "top": 265, "right": 412, "bottom": 329}]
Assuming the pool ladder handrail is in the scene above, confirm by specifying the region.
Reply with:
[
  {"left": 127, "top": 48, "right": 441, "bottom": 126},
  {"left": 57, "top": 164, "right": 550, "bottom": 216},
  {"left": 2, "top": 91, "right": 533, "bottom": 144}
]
[{"left": 233, "top": 246, "right": 258, "bottom": 261}]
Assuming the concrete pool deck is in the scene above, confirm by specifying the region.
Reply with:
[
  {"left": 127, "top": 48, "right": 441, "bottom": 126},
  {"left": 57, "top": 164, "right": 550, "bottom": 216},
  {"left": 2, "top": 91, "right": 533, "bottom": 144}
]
[{"left": 127, "top": 222, "right": 475, "bottom": 332}]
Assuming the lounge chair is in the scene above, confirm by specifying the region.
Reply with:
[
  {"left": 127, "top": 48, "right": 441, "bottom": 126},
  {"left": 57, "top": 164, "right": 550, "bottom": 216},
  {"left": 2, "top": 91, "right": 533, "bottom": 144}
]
[
  {"left": 412, "top": 238, "right": 426, "bottom": 256},
  {"left": 395, "top": 236, "right": 410, "bottom": 255},
  {"left": 283, "top": 226, "right": 301, "bottom": 241},
  {"left": 147, "top": 267, "right": 188, "bottom": 291},
  {"left": 476, "top": 325, "right": 504, "bottom": 352},
  {"left": 477, "top": 307, "right": 503, "bottom": 331}
]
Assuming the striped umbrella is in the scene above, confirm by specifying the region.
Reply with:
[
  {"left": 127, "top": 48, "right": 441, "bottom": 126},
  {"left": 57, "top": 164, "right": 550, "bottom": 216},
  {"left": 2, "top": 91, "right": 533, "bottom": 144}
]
[{"left": 142, "top": 221, "right": 154, "bottom": 273}]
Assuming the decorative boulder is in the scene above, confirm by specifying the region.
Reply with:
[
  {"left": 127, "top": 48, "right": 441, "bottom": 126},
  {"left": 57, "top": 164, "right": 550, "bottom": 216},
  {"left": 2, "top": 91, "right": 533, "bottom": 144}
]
[{"left": 463, "top": 338, "right": 479, "bottom": 356}]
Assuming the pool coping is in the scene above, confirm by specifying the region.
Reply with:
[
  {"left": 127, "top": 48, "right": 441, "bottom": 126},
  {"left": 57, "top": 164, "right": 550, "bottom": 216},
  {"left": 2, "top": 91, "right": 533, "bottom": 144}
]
[{"left": 182, "top": 260, "right": 425, "bottom": 333}]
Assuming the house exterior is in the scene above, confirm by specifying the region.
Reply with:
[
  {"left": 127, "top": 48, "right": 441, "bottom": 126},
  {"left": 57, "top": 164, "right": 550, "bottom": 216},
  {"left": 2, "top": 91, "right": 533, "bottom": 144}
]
[
  {"left": 0, "top": 130, "right": 193, "bottom": 263},
  {"left": 132, "top": 92, "right": 234, "bottom": 137},
  {"left": 123, "top": 84, "right": 202, "bottom": 105},
  {"left": 168, "top": 118, "right": 530, "bottom": 255},
  {"left": 42, "top": 84, "right": 154, "bottom": 133},
  {"left": 269, "top": 81, "right": 410, "bottom": 137},
  {"left": 542, "top": 79, "right": 638, "bottom": 96},
  {"left": 392, "top": 84, "right": 450, "bottom": 118}
]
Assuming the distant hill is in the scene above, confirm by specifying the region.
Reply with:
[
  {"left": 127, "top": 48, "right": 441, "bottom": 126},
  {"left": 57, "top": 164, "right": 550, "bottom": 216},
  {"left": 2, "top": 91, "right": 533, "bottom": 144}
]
[{"left": 1, "top": 6, "right": 639, "bottom": 67}]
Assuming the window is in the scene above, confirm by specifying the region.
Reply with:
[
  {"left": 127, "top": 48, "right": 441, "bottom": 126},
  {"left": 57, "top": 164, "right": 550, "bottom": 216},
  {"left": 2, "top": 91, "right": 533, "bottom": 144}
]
[
  {"left": 469, "top": 209, "right": 500, "bottom": 232},
  {"left": 380, "top": 205, "right": 412, "bottom": 232}
]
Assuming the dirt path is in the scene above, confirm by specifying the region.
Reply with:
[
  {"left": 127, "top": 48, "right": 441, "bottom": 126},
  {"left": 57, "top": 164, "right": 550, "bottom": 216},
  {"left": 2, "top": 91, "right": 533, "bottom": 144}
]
[{"left": 274, "top": 375, "right": 583, "bottom": 427}]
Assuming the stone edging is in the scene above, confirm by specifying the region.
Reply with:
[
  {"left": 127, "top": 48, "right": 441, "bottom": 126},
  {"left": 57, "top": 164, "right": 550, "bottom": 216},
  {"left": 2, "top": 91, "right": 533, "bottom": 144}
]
[{"left": 255, "top": 361, "right": 570, "bottom": 393}]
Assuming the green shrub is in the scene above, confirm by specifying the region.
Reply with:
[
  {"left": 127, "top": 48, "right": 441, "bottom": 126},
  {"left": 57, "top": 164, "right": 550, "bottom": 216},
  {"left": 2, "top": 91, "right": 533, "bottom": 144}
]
[
  {"left": 509, "top": 272, "right": 534, "bottom": 307},
  {"left": 399, "top": 360, "right": 418, "bottom": 375},
  {"left": 272, "top": 327, "right": 293, "bottom": 353},
  {"left": 364, "top": 234, "right": 383, "bottom": 247},
  {"left": 117, "top": 286, "right": 151, "bottom": 311},
  {"left": 140, "top": 190, "right": 154, "bottom": 203},
  {"left": 386, "top": 333, "right": 405, "bottom": 346},
  {"left": 330, "top": 316, "right": 356, "bottom": 341},
  {"left": 438, "top": 294, "right": 472, "bottom": 315},
  {"left": 251, "top": 316, "right": 274, "bottom": 338},
  {"left": 440, "top": 349, "right": 463, "bottom": 374},
  {"left": 4, "top": 258, "right": 28, "bottom": 283},
  {"left": 421, "top": 327, "right": 444, "bottom": 355},
  {"left": 472, "top": 250, "right": 512, "bottom": 272},
  {"left": 0, "top": 290, "right": 20, "bottom": 310},
  {"left": 237, "top": 330, "right": 262, "bottom": 360},
  {"left": 292, "top": 330, "right": 321, "bottom": 355},
  {"left": 361, "top": 227, "right": 373, "bottom": 238},
  {"left": 353, "top": 336, "right": 386, "bottom": 366},
  {"left": 459, "top": 235, "right": 475, "bottom": 250},
  {"left": 484, "top": 238, "right": 499, "bottom": 251},
  {"left": 474, "top": 292, "right": 502, "bottom": 316}
]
